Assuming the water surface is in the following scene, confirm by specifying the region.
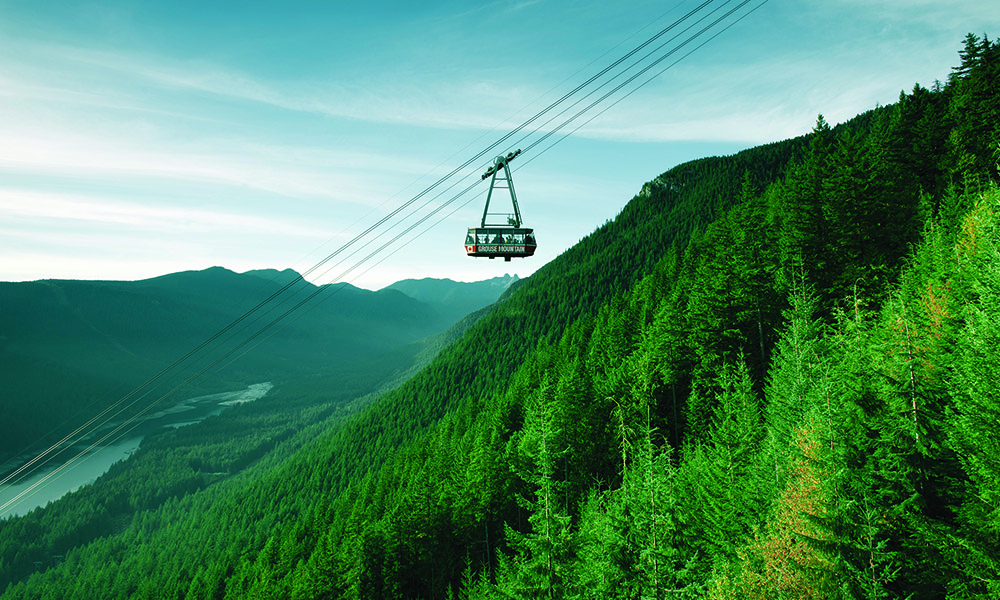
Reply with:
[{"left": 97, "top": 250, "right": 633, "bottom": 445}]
[{"left": 0, "top": 383, "right": 271, "bottom": 519}]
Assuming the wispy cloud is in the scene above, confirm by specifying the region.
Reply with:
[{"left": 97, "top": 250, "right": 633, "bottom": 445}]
[
  {"left": 2, "top": 37, "right": 496, "bottom": 132},
  {"left": 832, "top": 0, "right": 996, "bottom": 34},
  {"left": 0, "top": 188, "right": 332, "bottom": 238},
  {"left": 0, "top": 128, "right": 376, "bottom": 205}
]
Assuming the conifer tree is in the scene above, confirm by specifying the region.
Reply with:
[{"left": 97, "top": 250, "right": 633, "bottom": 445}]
[
  {"left": 626, "top": 416, "right": 681, "bottom": 600},
  {"left": 504, "top": 376, "right": 574, "bottom": 599},
  {"left": 948, "top": 34, "right": 1000, "bottom": 183},
  {"left": 640, "top": 272, "right": 693, "bottom": 449},
  {"left": 822, "top": 307, "right": 908, "bottom": 600},
  {"left": 571, "top": 490, "right": 624, "bottom": 600},
  {"left": 778, "top": 115, "right": 834, "bottom": 298},
  {"left": 709, "top": 357, "right": 764, "bottom": 532},
  {"left": 949, "top": 190, "right": 1000, "bottom": 596},
  {"left": 729, "top": 177, "right": 783, "bottom": 384},
  {"left": 710, "top": 422, "right": 836, "bottom": 600},
  {"left": 762, "top": 283, "right": 827, "bottom": 497},
  {"left": 674, "top": 357, "right": 765, "bottom": 589}
]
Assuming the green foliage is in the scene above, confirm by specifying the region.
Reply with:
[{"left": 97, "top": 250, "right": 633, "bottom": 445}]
[
  {"left": 948, "top": 34, "right": 1000, "bottom": 184},
  {"left": 947, "top": 192, "right": 1000, "bottom": 597}
]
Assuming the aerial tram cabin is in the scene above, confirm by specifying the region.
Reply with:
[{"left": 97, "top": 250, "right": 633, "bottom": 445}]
[{"left": 465, "top": 149, "right": 537, "bottom": 262}]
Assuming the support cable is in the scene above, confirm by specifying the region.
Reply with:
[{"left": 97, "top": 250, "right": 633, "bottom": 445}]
[{"left": 1, "top": 0, "right": 770, "bottom": 515}]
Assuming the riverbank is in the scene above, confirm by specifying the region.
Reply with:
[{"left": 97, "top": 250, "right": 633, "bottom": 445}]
[{"left": 0, "top": 383, "right": 271, "bottom": 519}]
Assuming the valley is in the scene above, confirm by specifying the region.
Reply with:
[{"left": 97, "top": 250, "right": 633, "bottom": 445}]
[{"left": 0, "top": 383, "right": 271, "bottom": 519}]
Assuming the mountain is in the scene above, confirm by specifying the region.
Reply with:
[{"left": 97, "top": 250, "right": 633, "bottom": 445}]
[
  {"left": 382, "top": 274, "right": 519, "bottom": 323},
  {"left": 2, "top": 34, "right": 999, "bottom": 600},
  {"left": 0, "top": 267, "right": 508, "bottom": 468},
  {"left": 240, "top": 268, "right": 305, "bottom": 287}
]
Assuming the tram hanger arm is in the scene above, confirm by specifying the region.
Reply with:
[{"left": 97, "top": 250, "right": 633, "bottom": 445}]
[{"left": 481, "top": 149, "right": 522, "bottom": 180}]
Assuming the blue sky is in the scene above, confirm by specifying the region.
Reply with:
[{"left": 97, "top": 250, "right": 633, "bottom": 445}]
[{"left": 1, "top": 1, "right": 997, "bottom": 290}]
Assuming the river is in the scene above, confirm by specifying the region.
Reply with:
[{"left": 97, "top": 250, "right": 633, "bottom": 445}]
[{"left": 0, "top": 383, "right": 272, "bottom": 520}]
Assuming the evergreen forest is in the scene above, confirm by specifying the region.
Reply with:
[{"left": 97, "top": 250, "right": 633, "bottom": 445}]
[{"left": 1, "top": 33, "right": 999, "bottom": 600}]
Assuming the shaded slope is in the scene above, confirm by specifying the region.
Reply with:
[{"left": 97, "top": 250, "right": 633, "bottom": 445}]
[{"left": 0, "top": 267, "right": 448, "bottom": 467}]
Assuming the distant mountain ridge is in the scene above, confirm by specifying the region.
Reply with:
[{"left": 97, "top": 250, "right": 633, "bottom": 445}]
[
  {"left": 382, "top": 274, "right": 519, "bottom": 320},
  {"left": 241, "top": 268, "right": 308, "bottom": 287},
  {"left": 0, "top": 267, "right": 513, "bottom": 466}
]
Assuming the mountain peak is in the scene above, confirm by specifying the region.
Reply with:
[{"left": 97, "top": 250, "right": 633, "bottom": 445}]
[{"left": 241, "top": 268, "right": 304, "bottom": 286}]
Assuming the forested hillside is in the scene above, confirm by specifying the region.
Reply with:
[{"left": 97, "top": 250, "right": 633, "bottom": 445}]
[{"left": 2, "top": 33, "right": 999, "bottom": 599}]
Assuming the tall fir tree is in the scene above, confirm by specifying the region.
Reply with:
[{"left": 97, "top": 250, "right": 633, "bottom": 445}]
[
  {"left": 502, "top": 376, "right": 574, "bottom": 600},
  {"left": 949, "top": 189, "right": 1000, "bottom": 597},
  {"left": 762, "top": 283, "right": 827, "bottom": 498}
]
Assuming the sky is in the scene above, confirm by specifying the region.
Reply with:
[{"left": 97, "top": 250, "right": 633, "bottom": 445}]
[{"left": 1, "top": 1, "right": 998, "bottom": 290}]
